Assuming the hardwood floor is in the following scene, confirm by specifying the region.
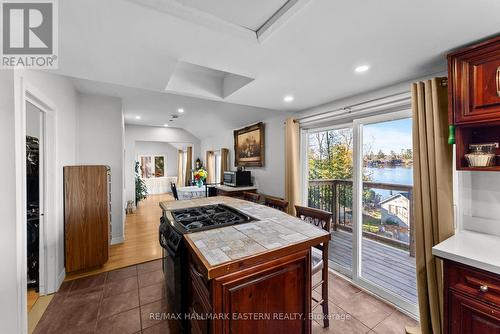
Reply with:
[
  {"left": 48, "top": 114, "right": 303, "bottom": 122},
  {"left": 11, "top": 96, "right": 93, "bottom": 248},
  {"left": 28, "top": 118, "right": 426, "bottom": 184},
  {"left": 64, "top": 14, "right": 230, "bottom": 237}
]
[
  {"left": 65, "top": 193, "right": 173, "bottom": 281},
  {"left": 27, "top": 288, "right": 39, "bottom": 312}
]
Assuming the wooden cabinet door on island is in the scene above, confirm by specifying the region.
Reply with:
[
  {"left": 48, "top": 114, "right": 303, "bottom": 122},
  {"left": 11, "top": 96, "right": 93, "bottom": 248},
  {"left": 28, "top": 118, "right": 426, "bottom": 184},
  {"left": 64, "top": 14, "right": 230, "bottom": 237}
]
[
  {"left": 205, "top": 250, "right": 311, "bottom": 334},
  {"left": 213, "top": 250, "right": 310, "bottom": 334}
]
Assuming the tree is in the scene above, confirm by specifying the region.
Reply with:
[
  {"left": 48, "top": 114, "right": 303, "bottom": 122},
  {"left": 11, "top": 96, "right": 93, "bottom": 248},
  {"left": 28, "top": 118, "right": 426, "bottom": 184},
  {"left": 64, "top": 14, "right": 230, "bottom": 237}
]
[{"left": 376, "top": 149, "right": 385, "bottom": 160}]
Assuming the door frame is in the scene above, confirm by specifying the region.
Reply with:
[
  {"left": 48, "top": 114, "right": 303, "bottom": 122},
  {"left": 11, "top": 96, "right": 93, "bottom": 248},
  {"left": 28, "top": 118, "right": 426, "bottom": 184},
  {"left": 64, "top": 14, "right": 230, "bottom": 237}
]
[
  {"left": 351, "top": 109, "right": 418, "bottom": 317},
  {"left": 301, "top": 122, "right": 354, "bottom": 278},
  {"left": 15, "top": 75, "right": 57, "bottom": 333}
]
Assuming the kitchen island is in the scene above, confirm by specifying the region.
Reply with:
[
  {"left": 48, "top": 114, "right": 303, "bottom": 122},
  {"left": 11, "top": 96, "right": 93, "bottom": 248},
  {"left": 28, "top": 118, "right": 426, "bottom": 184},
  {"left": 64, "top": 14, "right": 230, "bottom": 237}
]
[{"left": 159, "top": 196, "right": 330, "bottom": 334}]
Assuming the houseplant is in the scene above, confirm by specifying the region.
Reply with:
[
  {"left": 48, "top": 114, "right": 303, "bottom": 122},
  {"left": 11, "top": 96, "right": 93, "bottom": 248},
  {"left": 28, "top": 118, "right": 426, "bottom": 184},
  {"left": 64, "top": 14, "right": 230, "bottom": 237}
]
[{"left": 135, "top": 161, "right": 148, "bottom": 204}]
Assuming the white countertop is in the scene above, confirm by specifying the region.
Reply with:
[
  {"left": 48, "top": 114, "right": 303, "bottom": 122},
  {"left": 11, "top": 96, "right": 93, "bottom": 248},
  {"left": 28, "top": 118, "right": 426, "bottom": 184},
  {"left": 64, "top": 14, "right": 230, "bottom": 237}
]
[
  {"left": 215, "top": 185, "right": 257, "bottom": 192},
  {"left": 432, "top": 230, "right": 500, "bottom": 275}
]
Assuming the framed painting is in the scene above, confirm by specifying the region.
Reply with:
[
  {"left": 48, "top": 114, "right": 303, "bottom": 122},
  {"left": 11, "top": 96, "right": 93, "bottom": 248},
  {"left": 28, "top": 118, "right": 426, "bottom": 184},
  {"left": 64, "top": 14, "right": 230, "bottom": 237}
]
[
  {"left": 139, "top": 155, "right": 165, "bottom": 178},
  {"left": 234, "top": 122, "right": 265, "bottom": 167}
]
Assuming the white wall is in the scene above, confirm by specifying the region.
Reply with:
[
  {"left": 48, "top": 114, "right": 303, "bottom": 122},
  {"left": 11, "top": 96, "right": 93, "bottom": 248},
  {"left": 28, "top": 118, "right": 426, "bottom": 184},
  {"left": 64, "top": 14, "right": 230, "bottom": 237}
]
[
  {"left": 124, "top": 125, "right": 201, "bottom": 202},
  {"left": 135, "top": 141, "right": 178, "bottom": 177},
  {"left": 0, "top": 70, "right": 21, "bottom": 334},
  {"left": 458, "top": 171, "right": 500, "bottom": 237},
  {"left": 200, "top": 114, "right": 288, "bottom": 198},
  {"left": 16, "top": 70, "right": 79, "bottom": 297},
  {"left": 76, "top": 93, "right": 124, "bottom": 244}
]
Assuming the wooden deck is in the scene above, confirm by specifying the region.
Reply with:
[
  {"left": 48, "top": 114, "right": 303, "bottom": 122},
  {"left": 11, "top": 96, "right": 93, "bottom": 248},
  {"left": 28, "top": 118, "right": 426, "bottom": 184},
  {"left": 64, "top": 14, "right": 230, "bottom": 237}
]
[{"left": 328, "top": 230, "right": 417, "bottom": 304}]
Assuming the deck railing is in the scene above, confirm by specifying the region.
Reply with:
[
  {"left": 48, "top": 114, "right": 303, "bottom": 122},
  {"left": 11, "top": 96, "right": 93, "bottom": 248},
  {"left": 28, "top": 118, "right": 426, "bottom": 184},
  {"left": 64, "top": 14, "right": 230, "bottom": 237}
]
[{"left": 308, "top": 179, "right": 415, "bottom": 257}]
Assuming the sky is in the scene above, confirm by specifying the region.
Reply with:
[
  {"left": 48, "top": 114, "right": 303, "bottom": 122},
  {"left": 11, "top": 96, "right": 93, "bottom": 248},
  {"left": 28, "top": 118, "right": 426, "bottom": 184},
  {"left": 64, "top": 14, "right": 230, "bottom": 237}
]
[
  {"left": 308, "top": 118, "right": 413, "bottom": 155},
  {"left": 363, "top": 118, "right": 412, "bottom": 155}
]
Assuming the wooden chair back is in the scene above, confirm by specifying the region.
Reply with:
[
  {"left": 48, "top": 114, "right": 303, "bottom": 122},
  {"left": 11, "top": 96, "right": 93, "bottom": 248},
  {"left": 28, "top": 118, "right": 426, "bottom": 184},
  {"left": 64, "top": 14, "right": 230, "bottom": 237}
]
[
  {"left": 295, "top": 205, "right": 332, "bottom": 250},
  {"left": 264, "top": 196, "right": 289, "bottom": 212},
  {"left": 243, "top": 192, "right": 260, "bottom": 203},
  {"left": 170, "top": 182, "right": 179, "bottom": 200}
]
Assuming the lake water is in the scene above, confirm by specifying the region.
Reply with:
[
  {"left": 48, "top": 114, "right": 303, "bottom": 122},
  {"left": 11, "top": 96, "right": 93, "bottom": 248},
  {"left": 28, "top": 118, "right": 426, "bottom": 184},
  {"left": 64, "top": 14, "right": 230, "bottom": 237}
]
[
  {"left": 364, "top": 166, "right": 413, "bottom": 198},
  {"left": 365, "top": 166, "right": 413, "bottom": 186}
]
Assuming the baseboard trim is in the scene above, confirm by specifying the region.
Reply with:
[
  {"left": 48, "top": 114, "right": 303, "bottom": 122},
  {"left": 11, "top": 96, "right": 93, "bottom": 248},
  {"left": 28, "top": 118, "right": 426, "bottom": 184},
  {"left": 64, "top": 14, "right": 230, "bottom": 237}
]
[
  {"left": 56, "top": 269, "right": 65, "bottom": 291},
  {"left": 111, "top": 236, "right": 124, "bottom": 245}
]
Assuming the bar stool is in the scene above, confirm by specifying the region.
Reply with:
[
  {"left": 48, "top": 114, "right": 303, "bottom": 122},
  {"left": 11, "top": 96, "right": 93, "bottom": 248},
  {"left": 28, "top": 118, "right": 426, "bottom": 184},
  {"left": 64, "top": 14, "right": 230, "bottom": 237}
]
[
  {"left": 264, "top": 196, "right": 289, "bottom": 212},
  {"left": 295, "top": 205, "right": 332, "bottom": 328}
]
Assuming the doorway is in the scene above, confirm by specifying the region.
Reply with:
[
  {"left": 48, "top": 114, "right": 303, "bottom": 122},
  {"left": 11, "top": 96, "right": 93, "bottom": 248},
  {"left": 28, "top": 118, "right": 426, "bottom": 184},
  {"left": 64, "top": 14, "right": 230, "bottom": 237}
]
[
  {"left": 304, "top": 110, "right": 418, "bottom": 317},
  {"left": 25, "top": 101, "right": 45, "bottom": 312}
]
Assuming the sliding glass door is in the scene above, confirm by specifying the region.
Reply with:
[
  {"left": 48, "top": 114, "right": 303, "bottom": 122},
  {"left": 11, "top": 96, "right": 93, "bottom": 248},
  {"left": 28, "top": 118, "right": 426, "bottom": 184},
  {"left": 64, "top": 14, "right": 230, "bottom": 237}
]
[
  {"left": 305, "top": 125, "right": 354, "bottom": 277},
  {"left": 353, "top": 111, "right": 417, "bottom": 315},
  {"left": 304, "top": 110, "right": 418, "bottom": 316}
]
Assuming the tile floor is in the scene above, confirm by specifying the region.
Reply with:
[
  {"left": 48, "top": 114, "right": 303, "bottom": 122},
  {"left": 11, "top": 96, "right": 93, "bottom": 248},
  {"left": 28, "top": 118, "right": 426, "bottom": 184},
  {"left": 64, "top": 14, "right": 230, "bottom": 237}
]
[
  {"left": 34, "top": 260, "right": 417, "bottom": 334},
  {"left": 312, "top": 272, "right": 418, "bottom": 334},
  {"left": 33, "top": 259, "right": 176, "bottom": 334}
]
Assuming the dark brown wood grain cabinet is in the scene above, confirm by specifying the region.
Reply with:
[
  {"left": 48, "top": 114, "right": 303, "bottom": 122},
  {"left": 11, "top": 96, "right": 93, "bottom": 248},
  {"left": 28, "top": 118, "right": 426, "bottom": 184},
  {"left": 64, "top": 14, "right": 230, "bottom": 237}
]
[
  {"left": 448, "top": 36, "right": 500, "bottom": 170},
  {"left": 64, "top": 165, "right": 111, "bottom": 272},
  {"left": 187, "top": 250, "right": 311, "bottom": 334},
  {"left": 443, "top": 260, "right": 500, "bottom": 334}
]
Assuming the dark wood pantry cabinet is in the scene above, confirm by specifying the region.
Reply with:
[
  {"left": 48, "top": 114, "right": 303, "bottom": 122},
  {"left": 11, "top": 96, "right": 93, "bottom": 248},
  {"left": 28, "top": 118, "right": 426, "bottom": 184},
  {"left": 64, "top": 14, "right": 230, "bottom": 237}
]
[{"left": 448, "top": 36, "right": 500, "bottom": 170}]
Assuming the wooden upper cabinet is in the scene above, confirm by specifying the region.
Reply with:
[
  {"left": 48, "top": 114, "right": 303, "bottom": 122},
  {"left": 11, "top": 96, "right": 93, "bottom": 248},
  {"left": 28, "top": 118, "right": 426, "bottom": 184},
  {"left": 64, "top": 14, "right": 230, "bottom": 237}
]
[{"left": 448, "top": 36, "right": 500, "bottom": 124}]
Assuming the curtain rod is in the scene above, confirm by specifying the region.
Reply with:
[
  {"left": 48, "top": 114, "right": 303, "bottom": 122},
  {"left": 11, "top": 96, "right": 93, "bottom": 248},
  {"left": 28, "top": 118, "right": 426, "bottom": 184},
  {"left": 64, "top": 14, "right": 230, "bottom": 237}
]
[{"left": 296, "top": 91, "right": 410, "bottom": 122}]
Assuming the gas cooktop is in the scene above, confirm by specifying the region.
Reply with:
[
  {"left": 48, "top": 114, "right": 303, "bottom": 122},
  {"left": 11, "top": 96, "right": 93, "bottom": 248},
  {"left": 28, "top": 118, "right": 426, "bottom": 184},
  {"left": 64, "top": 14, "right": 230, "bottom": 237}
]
[{"left": 170, "top": 204, "right": 254, "bottom": 233}]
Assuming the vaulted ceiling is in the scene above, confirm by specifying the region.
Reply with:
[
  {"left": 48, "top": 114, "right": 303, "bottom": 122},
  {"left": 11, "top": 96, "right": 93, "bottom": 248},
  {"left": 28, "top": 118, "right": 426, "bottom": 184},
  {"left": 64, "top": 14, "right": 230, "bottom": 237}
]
[{"left": 56, "top": 0, "right": 500, "bottom": 127}]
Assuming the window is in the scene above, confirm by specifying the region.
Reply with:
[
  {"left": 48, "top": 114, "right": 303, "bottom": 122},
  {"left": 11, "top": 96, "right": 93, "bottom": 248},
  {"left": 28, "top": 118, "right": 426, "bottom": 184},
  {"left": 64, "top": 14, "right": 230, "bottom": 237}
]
[{"left": 215, "top": 151, "right": 222, "bottom": 184}]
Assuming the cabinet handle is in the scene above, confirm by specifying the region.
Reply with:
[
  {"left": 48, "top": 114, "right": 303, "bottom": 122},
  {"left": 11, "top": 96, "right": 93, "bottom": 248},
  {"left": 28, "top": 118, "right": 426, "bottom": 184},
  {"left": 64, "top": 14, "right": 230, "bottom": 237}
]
[
  {"left": 479, "top": 285, "right": 489, "bottom": 293},
  {"left": 497, "top": 66, "right": 500, "bottom": 97}
]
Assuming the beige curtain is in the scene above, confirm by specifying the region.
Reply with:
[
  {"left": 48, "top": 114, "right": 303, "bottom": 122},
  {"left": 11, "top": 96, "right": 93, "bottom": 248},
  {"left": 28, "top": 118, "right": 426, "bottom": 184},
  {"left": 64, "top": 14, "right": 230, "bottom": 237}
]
[
  {"left": 284, "top": 118, "right": 300, "bottom": 215},
  {"left": 220, "top": 148, "right": 229, "bottom": 184},
  {"left": 177, "top": 150, "right": 184, "bottom": 187},
  {"left": 205, "top": 150, "right": 215, "bottom": 184},
  {"left": 410, "top": 78, "right": 454, "bottom": 334},
  {"left": 185, "top": 146, "right": 193, "bottom": 186}
]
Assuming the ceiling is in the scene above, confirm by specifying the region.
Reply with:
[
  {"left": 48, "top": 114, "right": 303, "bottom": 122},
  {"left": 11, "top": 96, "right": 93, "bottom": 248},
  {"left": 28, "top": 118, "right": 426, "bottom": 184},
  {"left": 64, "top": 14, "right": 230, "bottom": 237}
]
[
  {"left": 174, "top": 0, "right": 289, "bottom": 31},
  {"left": 55, "top": 0, "right": 500, "bottom": 114},
  {"left": 71, "top": 77, "right": 288, "bottom": 140}
]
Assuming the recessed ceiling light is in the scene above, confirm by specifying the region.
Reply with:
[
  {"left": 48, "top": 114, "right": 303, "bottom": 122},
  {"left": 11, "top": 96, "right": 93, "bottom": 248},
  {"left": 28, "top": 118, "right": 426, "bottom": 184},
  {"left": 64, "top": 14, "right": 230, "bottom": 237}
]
[
  {"left": 177, "top": 108, "right": 184, "bottom": 113},
  {"left": 283, "top": 95, "right": 294, "bottom": 102},
  {"left": 163, "top": 124, "right": 169, "bottom": 127},
  {"left": 354, "top": 65, "right": 370, "bottom": 73},
  {"left": 135, "top": 115, "right": 141, "bottom": 120}
]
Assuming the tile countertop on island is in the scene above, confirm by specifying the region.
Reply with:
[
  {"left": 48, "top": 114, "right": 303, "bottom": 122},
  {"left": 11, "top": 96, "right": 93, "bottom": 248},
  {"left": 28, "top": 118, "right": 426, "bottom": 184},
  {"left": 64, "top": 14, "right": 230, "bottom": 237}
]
[
  {"left": 159, "top": 196, "right": 330, "bottom": 279},
  {"left": 432, "top": 230, "right": 500, "bottom": 275}
]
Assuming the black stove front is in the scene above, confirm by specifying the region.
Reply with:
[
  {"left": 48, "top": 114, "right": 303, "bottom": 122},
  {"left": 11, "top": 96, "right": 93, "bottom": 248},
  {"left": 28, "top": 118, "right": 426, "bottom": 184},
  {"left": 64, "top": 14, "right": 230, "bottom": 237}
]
[{"left": 159, "top": 204, "right": 254, "bottom": 332}]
